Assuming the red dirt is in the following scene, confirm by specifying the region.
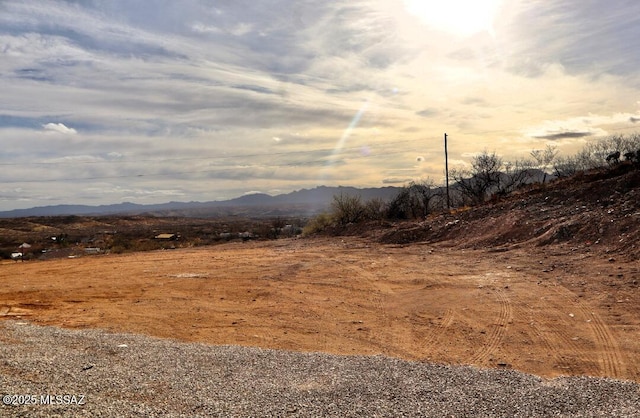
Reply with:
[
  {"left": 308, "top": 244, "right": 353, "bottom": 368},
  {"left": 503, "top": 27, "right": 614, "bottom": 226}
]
[{"left": 1, "top": 236, "right": 638, "bottom": 382}]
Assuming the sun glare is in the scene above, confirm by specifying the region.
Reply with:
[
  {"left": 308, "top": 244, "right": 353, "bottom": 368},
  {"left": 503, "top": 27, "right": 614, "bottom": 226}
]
[{"left": 404, "top": 0, "right": 503, "bottom": 37}]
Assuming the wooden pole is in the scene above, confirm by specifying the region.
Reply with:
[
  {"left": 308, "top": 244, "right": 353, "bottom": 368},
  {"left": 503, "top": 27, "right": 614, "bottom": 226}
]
[{"left": 444, "top": 133, "right": 450, "bottom": 210}]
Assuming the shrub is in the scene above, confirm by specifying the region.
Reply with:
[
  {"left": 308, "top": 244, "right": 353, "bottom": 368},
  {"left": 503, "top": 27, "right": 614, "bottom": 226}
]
[
  {"left": 302, "top": 213, "right": 334, "bottom": 235},
  {"left": 386, "top": 181, "right": 438, "bottom": 219},
  {"left": 363, "top": 197, "right": 387, "bottom": 221},
  {"left": 331, "top": 193, "right": 365, "bottom": 225}
]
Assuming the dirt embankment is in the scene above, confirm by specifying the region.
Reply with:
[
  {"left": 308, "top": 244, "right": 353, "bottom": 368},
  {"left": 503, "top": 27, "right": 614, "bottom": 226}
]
[{"left": 379, "top": 164, "right": 640, "bottom": 259}]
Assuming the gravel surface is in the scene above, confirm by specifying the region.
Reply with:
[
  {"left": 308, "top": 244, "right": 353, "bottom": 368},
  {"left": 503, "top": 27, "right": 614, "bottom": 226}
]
[{"left": 1, "top": 321, "right": 638, "bottom": 417}]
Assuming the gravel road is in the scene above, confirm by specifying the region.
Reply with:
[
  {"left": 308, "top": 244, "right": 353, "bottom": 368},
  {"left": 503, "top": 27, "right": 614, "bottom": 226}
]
[{"left": 1, "top": 321, "right": 638, "bottom": 417}]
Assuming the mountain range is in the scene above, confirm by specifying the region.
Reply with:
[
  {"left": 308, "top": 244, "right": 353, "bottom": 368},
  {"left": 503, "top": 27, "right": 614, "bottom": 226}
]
[{"left": 0, "top": 186, "right": 403, "bottom": 218}]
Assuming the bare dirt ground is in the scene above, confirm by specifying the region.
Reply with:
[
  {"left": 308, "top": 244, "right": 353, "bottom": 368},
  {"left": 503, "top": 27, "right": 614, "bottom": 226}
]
[{"left": 1, "top": 236, "right": 638, "bottom": 383}]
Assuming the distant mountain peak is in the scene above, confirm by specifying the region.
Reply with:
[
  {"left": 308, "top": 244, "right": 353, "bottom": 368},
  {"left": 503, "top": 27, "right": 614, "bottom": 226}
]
[{"left": 0, "top": 186, "right": 402, "bottom": 218}]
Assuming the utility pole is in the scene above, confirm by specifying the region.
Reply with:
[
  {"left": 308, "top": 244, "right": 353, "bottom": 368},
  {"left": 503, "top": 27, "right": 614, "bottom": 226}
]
[{"left": 444, "top": 133, "right": 450, "bottom": 210}]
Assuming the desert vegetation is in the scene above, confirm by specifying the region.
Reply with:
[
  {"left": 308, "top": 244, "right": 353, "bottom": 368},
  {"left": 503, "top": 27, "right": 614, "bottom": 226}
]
[{"left": 306, "top": 133, "right": 640, "bottom": 233}]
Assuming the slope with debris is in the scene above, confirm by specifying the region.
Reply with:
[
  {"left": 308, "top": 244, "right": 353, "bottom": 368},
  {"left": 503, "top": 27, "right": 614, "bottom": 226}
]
[{"left": 380, "top": 164, "right": 639, "bottom": 260}]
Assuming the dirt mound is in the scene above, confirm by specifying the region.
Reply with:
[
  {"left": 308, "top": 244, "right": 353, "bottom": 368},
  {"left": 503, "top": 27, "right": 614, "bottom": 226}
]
[{"left": 380, "top": 165, "right": 640, "bottom": 259}]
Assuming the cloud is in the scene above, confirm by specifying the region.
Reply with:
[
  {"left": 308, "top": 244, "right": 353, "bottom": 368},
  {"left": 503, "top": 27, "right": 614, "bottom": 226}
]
[
  {"left": 524, "top": 113, "right": 639, "bottom": 143},
  {"left": 232, "top": 84, "right": 277, "bottom": 95},
  {"left": 2, "top": 0, "right": 640, "bottom": 210},
  {"left": 498, "top": 1, "right": 640, "bottom": 77},
  {"left": 80, "top": 185, "right": 187, "bottom": 200},
  {"left": 43, "top": 122, "right": 77, "bottom": 134},
  {"left": 382, "top": 177, "right": 413, "bottom": 184},
  {"left": 416, "top": 108, "right": 439, "bottom": 118},
  {"left": 531, "top": 131, "right": 592, "bottom": 141},
  {"left": 461, "top": 97, "right": 488, "bottom": 106}
]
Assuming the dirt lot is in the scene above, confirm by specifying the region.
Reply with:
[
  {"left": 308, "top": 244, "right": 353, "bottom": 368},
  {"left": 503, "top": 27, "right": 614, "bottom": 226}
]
[{"left": 1, "top": 236, "right": 638, "bottom": 383}]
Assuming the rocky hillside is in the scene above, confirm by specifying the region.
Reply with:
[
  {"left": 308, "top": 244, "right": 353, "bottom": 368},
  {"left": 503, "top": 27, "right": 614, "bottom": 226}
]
[{"left": 379, "top": 163, "right": 639, "bottom": 260}]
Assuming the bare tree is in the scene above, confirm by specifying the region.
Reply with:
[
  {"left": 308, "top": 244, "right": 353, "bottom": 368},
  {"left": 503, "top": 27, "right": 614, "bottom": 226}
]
[
  {"left": 386, "top": 187, "right": 413, "bottom": 219},
  {"left": 553, "top": 155, "right": 580, "bottom": 178},
  {"left": 363, "top": 197, "right": 387, "bottom": 221},
  {"left": 409, "top": 180, "right": 438, "bottom": 218},
  {"left": 331, "top": 193, "right": 365, "bottom": 225},
  {"left": 498, "top": 158, "right": 535, "bottom": 195},
  {"left": 530, "top": 144, "right": 558, "bottom": 183},
  {"left": 386, "top": 180, "right": 437, "bottom": 219},
  {"left": 574, "top": 135, "right": 637, "bottom": 169},
  {"left": 451, "top": 151, "right": 503, "bottom": 205}
]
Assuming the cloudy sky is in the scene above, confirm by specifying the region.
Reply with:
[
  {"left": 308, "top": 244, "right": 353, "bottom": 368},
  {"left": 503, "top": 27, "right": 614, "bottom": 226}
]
[{"left": 2, "top": 0, "right": 640, "bottom": 210}]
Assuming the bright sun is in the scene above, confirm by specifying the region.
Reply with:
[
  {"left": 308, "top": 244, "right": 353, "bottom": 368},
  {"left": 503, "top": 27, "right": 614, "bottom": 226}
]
[{"left": 404, "top": 0, "right": 503, "bottom": 37}]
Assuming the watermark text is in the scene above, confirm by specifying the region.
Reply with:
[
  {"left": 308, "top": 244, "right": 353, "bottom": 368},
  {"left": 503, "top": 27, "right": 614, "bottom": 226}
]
[{"left": 3, "top": 394, "right": 86, "bottom": 406}]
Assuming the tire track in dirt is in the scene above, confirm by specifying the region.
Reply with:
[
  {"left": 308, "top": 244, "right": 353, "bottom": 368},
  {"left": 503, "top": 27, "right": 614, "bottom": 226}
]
[
  {"left": 218, "top": 244, "right": 629, "bottom": 379},
  {"left": 282, "top": 249, "right": 412, "bottom": 358},
  {"left": 570, "top": 298, "right": 626, "bottom": 378},
  {"left": 470, "top": 287, "right": 512, "bottom": 364},
  {"left": 440, "top": 308, "right": 455, "bottom": 328},
  {"left": 420, "top": 308, "right": 456, "bottom": 356},
  {"left": 520, "top": 284, "right": 625, "bottom": 378},
  {"left": 471, "top": 270, "right": 592, "bottom": 373},
  {"left": 517, "top": 303, "right": 599, "bottom": 376},
  {"left": 533, "top": 280, "right": 626, "bottom": 378},
  {"left": 331, "top": 258, "right": 418, "bottom": 359},
  {"left": 524, "top": 289, "right": 597, "bottom": 375},
  {"left": 520, "top": 309, "right": 564, "bottom": 369}
]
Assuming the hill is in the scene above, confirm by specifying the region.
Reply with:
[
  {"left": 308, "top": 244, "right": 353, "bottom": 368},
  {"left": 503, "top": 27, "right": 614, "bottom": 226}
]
[{"left": 377, "top": 163, "right": 639, "bottom": 259}]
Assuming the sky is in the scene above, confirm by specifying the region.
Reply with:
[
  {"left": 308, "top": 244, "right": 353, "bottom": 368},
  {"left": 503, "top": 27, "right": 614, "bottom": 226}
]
[{"left": 2, "top": 0, "right": 640, "bottom": 210}]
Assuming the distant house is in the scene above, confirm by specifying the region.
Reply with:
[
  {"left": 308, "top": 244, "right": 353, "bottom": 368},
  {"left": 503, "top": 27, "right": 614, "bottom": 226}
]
[
  {"left": 13, "top": 243, "right": 31, "bottom": 261},
  {"left": 154, "top": 233, "right": 178, "bottom": 240},
  {"left": 239, "top": 231, "right": 253, "bottom": 241},
  {"left": 282, "top": 224, "right": 303, "bottom": 236}
]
